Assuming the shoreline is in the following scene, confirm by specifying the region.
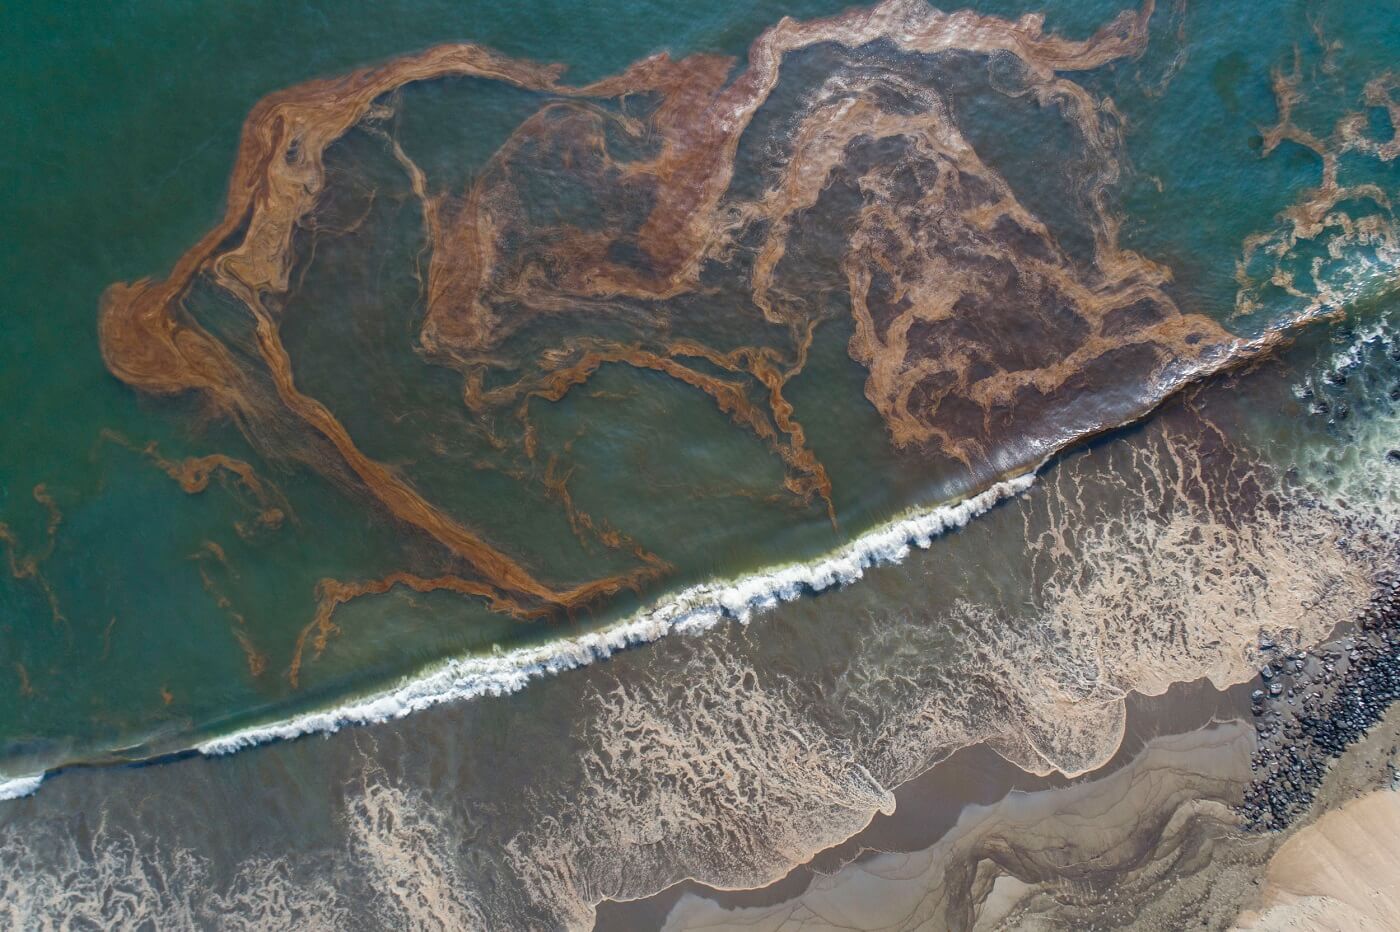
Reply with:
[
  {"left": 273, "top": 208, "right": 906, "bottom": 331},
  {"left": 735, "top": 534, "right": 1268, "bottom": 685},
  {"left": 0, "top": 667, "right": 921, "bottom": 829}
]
[
  {"left": 150, "top": 308, "right": 1357, "bottom": 767},
  {"left": 597, "top": 567, "right": 1400, "bottom": 930},
  {"left": 0, "top": 470, "right": 1039, "bottom": 803},
  {"left": 2, "top": 247, "right": 1355, "bottom": 806},
  {"left": 196, "top": 471, "right": 1038, "bottom": 755},
  {"left": 0, "top": 300, "right": 1373, "bottom": 806},
  {"left": 593, "top": 675, "right": 1257, "bottom": 930}
]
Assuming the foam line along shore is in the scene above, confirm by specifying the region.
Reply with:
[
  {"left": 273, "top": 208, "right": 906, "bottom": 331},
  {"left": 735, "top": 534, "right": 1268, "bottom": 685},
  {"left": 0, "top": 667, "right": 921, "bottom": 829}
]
[{"left": 194, "top": 471, "right": 1038, "bottom": 754}]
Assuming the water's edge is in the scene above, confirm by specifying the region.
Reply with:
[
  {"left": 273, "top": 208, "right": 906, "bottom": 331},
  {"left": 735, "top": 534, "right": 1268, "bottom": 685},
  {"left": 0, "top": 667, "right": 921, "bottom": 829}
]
[
  {"left": 0, "top": 471, "right": 1040, "bottom": 802},
  {"left": 196, "top": 471, "right": 1040, "bottom": 754}
]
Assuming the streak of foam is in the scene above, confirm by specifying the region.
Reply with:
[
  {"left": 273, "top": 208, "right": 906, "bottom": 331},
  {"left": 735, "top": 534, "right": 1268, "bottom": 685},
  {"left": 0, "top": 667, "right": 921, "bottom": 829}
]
[
  {"left": 4, "top": 405, "right": 1393, "bottom": 930},
  {"left": 501, "top": 638, "right": 901, "bottom": 928},
  {"left": 476, "top": 411, "right": 1393, "bottom": 926},
  {"left": 656, "top": 724, "right": 1254, "bottom": 932},
  {"left": 0, "top": 815, "right": 350, "bottom": 930},
  {"left": 193, "top": 473, "right": 1036, "bottom": 756},
  {"left": 0, "top": 754, "right": 490, "bottom": 929},
  {"left": 845, "top": 480, "right": 1371, "bottom": 781},
  {"left": 344, "top": 753, "right": 490, "bottom": 930}
]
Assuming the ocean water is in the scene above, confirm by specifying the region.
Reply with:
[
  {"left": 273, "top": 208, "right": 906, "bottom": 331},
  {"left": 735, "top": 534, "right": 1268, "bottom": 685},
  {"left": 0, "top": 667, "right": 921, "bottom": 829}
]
[
  {"left": 3, "top": 0, "right": 1400, "bottom": 925},
  {"left": 2, "top": 0, "right": 884, "bottom": 777}
]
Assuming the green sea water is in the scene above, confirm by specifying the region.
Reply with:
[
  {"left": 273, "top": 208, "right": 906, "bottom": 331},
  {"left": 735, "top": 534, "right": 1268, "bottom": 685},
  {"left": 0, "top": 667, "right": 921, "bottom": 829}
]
[{"left": 2, "top": 0, "right": 1397, "bottom": 791}]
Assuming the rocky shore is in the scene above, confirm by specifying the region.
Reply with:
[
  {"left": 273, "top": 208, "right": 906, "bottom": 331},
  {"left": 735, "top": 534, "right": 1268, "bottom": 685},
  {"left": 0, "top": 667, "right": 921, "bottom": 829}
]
[{"left": 1242, "top": 572, "right": 1400, "bottom": 831}]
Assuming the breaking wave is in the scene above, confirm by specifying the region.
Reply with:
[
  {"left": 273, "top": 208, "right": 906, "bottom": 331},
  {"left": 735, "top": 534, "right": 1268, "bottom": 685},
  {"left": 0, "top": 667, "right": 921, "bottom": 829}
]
[
  {"left": 0, "top": 774, "right": 44, "bottom": 802},
  {"left": 195, "top": 471, "right": 1037, "bottom": 756}
]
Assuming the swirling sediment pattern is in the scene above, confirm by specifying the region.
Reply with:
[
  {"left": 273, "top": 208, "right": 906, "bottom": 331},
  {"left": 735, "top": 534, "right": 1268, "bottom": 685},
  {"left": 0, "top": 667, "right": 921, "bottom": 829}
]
[{"left": 94, "top": 0, "right": 1350, "bottom": 689}]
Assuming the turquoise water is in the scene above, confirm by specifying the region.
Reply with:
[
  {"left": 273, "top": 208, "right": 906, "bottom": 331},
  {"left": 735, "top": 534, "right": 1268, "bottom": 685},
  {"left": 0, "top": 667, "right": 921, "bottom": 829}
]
[{"left": 3, "top": 0, "right": 1398, "bottom": 791}]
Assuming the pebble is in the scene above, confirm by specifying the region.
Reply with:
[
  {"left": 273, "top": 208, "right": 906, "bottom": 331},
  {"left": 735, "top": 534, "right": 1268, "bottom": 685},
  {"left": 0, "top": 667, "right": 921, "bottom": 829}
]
[{"left": 1240, "top": 573, "right": 1400, "bottom": 833}]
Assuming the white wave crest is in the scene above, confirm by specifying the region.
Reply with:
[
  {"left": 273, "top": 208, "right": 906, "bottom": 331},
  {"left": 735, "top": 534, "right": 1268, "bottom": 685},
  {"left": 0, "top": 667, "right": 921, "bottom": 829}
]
[
  {"left": 0, "top": 773, "right": 44, "bottom": 801},
  {"left": 194, "top": 471, "right": 1037, "bottom": 756}
]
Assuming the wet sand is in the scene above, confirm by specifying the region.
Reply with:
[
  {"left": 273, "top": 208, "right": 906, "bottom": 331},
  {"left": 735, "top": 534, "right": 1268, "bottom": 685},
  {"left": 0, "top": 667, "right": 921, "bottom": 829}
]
[
  {"left": 595, "top": 676, "right": 1254, "bottom": 930},
  {"left": 646, "top": 717, "right": 1257, "bottom": 930},
  {"left": 606, "top": 649, "right": 1400, "bottom": 932}
]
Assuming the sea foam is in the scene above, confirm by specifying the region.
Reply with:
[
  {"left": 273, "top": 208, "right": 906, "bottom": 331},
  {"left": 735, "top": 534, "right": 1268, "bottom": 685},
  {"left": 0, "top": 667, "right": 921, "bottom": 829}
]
[
  {"left": 0, "top": 773, "right": 45, "bottom": 802},
  {"left": 195, "top": 471, "right": 1038, "bottom": 756}
]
